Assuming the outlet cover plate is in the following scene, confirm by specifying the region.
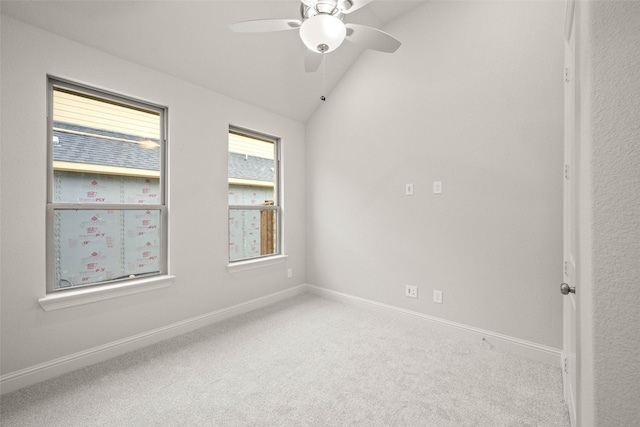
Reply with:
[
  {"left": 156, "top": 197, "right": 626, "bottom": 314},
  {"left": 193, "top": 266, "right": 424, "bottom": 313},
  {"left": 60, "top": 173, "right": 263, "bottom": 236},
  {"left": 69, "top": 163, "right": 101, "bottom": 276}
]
[{"left": 406, "top": 285, "right": 418, "bottom": 298}]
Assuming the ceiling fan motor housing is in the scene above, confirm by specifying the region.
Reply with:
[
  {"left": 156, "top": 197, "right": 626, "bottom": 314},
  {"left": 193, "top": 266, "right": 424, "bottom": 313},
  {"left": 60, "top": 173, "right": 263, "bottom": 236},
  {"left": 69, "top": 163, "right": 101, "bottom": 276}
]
[{"left": 301, "top": 0, "right": 348, "bottom": 20}]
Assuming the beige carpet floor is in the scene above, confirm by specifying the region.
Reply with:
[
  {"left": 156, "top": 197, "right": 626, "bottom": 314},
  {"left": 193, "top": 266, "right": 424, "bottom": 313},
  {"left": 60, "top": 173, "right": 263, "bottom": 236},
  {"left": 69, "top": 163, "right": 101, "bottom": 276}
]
[{"left": 0, "top": 293, "right": 569, "bottom": 426}]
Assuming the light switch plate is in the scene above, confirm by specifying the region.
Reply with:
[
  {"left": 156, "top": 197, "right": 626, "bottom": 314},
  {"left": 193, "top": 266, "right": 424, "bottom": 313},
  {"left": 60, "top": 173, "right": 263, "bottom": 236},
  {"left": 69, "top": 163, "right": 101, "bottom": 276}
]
[
  {"left": 433, "top": 290, "right": 443, "bottom": 303},
  {"left": 406, "top": 183, "right": 414, "bottom": 196}
]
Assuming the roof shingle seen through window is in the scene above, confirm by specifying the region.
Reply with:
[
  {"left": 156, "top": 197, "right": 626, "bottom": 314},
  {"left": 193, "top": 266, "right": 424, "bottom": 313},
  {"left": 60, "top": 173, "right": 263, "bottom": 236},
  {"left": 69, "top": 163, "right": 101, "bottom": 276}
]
[
  {"left": 228, "top": 152, "right": 275, "bottom": 183},
  {"left": 52, "top": 122, "right": 160, "bottom": 171}
]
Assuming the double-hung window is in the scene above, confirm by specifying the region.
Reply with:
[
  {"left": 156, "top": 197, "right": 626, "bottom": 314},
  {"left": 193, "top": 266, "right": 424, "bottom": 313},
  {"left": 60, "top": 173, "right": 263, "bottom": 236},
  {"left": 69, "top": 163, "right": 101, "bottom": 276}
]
[
  {"left": 228, "top": 127, "right": 281, "bottom": 263},
  {"left": 47, "top": 78, "right": 167, "bottom": 292}
]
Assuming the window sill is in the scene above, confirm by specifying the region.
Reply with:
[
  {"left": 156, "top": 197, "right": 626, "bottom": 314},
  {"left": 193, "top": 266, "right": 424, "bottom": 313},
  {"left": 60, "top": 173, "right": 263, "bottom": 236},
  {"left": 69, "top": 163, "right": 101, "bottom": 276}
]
[
  {"left": 227, "top": 255, "right": 288, "bottom": 273},
  {"left": 38, "top": 275, "right": 175, "bottom": 312}
]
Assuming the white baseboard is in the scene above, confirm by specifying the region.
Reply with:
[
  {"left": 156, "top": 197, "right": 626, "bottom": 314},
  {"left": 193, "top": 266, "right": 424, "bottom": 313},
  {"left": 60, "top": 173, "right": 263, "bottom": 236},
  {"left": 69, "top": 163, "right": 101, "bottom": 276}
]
[
  {"left": 1, "top": 283, "right": 561, "bottom": 395},
  {"left": 306, "top": 284, "right": 563, "bottom": 367},
  {"left": 0, "top": 284, "right": 307, "bottom": 395}
]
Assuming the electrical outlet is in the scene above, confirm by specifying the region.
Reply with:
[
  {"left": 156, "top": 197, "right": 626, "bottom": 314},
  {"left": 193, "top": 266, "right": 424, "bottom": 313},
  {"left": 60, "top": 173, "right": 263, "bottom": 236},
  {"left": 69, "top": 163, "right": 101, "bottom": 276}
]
[
  {"left": 433, "top": 181, "right": 443, "bottom": 194},
  {"left": 405, "top": 285, "right": 418, "bottom": 298},
  {"left": 433, "top": 290, "right": 443, "bottom": 304},
  {"left": 287, "top": 268, "right": 293, "bottom": 278}
]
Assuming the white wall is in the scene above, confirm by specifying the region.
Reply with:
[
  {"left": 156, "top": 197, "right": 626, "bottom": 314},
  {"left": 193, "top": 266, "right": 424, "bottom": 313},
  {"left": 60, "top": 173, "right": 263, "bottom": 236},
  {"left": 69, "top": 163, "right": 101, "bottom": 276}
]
[
  {"left": 306, "top": 1, "right": 565, "bottom": 348},
  {"left": 0, "top": 16, "right": 306, "bottom": 378},
  {"left": 576, "top": 2, "right": 640, "bottom": 425}
]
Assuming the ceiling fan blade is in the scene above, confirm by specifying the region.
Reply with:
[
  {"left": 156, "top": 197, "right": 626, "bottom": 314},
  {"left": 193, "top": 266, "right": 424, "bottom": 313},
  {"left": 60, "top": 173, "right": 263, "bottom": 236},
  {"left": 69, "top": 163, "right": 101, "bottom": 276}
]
[
  {"left": 340, "top": 0, "right": 373, "bottom": 14},
  {"left": 344, "top": 23, "right": 401, "bottom": 53},
  {"left": 229, "top": 19, "right": 301, "bottom": 33},
  {"left": 304, "top": 49, "right": 324, "bottom": 73}
]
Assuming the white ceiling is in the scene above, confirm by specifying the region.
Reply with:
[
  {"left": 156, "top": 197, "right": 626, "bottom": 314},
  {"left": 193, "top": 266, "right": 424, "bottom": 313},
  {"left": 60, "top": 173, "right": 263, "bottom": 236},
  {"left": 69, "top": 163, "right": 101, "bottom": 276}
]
[{"left": 1, "top": 0, "right": 425, "bottom": 122}]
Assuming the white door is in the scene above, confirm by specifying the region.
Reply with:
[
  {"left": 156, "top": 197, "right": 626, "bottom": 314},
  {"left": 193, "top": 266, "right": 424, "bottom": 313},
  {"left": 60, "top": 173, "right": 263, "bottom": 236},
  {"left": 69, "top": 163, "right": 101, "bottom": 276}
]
[{"left": 562, "top": 1, "right": 578, "bottom": 425}]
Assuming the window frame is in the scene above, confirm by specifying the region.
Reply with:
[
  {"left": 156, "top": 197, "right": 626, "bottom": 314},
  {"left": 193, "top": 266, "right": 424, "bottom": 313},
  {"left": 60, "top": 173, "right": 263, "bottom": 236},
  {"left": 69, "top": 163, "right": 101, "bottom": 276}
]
[
  {"left": 46, "top": 77, "right": 168, "bottom": 294},
  {"left": 228, "top": 125, "right": 282, "bottom": 264}
]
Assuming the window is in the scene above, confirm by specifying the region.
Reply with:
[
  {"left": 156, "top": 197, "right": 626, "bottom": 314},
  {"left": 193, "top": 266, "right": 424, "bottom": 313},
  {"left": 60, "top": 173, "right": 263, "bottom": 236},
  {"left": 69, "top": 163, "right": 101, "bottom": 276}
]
[
  {"left": 47, "top": 78, "right": 167, "bottom": 292},
  {"left": 228, "top": 127, "right": 280, "bottom": 262}
]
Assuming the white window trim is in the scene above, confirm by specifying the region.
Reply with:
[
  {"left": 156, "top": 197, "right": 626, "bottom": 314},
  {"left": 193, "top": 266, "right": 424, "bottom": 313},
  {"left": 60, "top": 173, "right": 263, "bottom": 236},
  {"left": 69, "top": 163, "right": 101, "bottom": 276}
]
[
  {"left": 226, "top": 254, "right": 288, "bottom": 273},
  {"left": 228, "top": 126, "right": 282, "bottom": 264},
  {"left": 38, "top": 275, "right": 175, "bottom": 311},
  {"left": 46, "top": 77, "right": 169, "bottom": 295}
]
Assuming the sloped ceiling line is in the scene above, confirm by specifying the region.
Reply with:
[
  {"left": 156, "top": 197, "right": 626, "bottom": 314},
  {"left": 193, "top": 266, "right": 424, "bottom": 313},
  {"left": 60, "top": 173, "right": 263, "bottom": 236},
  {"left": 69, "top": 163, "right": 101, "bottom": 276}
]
[{"left": 1, "top": 0, "right": 425, "bottom": 122}]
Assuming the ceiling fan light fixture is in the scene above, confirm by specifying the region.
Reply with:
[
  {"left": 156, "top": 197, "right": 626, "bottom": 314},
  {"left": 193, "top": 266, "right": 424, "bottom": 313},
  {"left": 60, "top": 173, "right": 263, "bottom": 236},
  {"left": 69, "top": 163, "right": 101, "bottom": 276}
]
[{"left": 299, "top": 14, "right": 346, "bottom": 54}]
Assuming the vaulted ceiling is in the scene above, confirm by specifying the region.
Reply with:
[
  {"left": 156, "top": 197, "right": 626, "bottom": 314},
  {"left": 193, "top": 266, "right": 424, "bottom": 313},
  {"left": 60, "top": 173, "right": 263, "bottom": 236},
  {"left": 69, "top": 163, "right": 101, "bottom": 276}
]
[{"left": 1, "top": 1, "right": 425, "bottom": 122}]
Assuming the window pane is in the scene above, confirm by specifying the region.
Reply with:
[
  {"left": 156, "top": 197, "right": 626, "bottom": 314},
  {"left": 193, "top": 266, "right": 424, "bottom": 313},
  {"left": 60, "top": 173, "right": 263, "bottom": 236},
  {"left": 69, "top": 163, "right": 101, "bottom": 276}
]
[
  {"left": 48, "top": 80, "right": 166, "bottom": 293},
  {"left": 52, "top": 87, "right": 160, "bottom": 204},
  {"left": 229, "top": 208, "right": 278, "bottom": 262},
  {"left": 54, "top": 209, "right": 161, "bottom": 289},
  {"left": 54, "top": 171, "right": 160, "bottom": 204},
  {"left": 228, "top": 184, "right": 275, "bottom": 206},
  {"left": 228, "top": 130, "right": 279, "bottom": 262},
  {"left": 228, "top": 132, "right": 275, "bottom": 205}
]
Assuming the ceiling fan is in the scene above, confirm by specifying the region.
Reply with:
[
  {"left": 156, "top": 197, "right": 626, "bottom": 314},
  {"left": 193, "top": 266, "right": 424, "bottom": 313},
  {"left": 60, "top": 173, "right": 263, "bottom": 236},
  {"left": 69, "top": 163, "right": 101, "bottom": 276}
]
[{"left": 229, "top": 0, "right": 402, "bottom": 73}]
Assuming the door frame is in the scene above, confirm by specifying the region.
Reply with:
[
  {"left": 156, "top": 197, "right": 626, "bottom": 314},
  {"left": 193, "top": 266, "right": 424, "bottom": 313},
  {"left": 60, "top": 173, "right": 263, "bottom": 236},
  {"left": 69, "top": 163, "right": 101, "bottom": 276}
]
[{"left": 562, "top": 0, "right": 578, "bottom": 425}]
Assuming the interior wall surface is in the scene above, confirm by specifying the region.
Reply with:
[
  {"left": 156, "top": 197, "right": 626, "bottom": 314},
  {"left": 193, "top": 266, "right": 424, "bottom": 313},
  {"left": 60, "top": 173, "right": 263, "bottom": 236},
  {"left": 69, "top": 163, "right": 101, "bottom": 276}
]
[
  {"left": 0, "top": 16, "right": 306, "bottom": 377},
  {"left": 306, "top": 1, "right": 565, "bottom": 348},
  {"left": 577, "top": 2, "right": 640, "bottom": 425}
]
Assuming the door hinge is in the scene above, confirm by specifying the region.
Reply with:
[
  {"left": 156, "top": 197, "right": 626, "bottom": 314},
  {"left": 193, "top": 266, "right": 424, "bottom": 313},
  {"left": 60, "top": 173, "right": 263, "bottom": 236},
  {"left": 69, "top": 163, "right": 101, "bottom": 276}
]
[
  {"left": 564, "top": 67, "right": 570, "bottom": 83},
  {"left": 564, "top": 164, "right": 570, "bottom": 180},
  {"left": 564, "top": 358, "right": 568, "bottom": 374}
]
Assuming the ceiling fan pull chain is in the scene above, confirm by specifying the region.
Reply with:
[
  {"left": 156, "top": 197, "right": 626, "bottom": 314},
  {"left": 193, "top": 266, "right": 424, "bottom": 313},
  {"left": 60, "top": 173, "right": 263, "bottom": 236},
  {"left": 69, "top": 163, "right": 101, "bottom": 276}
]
[{"left": 320, "top": 54, "right": 327, "bottom": 101}]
